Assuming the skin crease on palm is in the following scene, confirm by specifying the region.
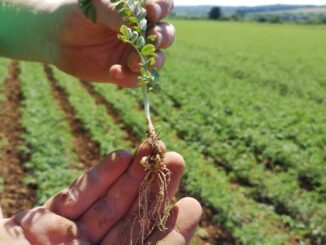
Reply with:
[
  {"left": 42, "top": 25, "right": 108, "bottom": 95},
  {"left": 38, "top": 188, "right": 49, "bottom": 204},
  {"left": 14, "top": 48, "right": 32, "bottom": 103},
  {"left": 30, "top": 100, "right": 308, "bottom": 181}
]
[{"left": 0, "top": 0, "right": 202, "bottom": 244}]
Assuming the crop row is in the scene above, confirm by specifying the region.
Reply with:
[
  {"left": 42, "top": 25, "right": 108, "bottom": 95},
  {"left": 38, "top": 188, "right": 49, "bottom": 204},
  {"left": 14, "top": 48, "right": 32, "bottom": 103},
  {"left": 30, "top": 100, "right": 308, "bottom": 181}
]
[
  {"left": 173, "top": 21, "right": 326, "bottom": 104},
  {"left": 19, "top": 62, "right": 81, "bottom": 204},
  {"left": 159, "top": 51, "right": 326, "bottom": 193},
  {"left": 123, "top": 84, "right": 326, "bottom": 240},
  {"left": 13, "top": 62, "right": 322, "bottom": 243},
  {"left": 50, "top": 67, "right": 132, "bottom": 155},
  {"left": 163, "top": 72, "right": 326, "bottom": 196},
  {"left": 164, "top": 72, "right": 325, "bottom": 181},
  {"left": 0, "top": 58, "right": 11, "bottom": 195},
  {"left": 88, "top": 82, "right": 304, "bottom": 245},
  {"left": 169, "top": 23, "right": 326, "bottom": 157},
  {"left": 159, "top": 43, "right": 326, "bottom": 197},
  {"left": 164, "top": 21, "right": 326, "bottom": 194},
  {"left": 0, "top": 58, "right": 10, "bottom": 103}
]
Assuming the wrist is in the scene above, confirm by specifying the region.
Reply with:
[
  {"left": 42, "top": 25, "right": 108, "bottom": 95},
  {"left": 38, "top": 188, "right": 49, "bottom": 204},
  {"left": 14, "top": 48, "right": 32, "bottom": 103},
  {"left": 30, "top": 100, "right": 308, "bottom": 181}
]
[{"left": 0, "top": 0, "right": 65, "bottom": 64}]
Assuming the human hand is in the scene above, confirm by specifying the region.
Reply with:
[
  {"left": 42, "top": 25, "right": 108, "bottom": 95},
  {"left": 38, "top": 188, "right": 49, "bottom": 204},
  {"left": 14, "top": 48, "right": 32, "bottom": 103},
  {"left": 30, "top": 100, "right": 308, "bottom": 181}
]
[
  {"left": 0, "top": 141, "right": 201, "bottom": 244},
  {"left": 52, "top": 0, "right": 175, "bottom": 87}
]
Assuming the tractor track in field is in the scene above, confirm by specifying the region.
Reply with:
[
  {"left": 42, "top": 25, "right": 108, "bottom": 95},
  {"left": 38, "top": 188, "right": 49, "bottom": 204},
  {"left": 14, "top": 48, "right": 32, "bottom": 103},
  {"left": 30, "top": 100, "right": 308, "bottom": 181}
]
[
  {"left": 0, "top": 61, "right": 36, "bottom": 217},
  {"left": 44, "top": 65, "right": 102, "bottom": 169},
  {"left": 79, "top": 80, "right": 237, "bottom": 245}
]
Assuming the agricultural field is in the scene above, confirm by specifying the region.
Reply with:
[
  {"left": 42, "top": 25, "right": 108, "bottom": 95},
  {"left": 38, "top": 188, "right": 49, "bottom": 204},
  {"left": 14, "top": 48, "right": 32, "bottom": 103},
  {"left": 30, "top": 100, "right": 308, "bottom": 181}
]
[{"left": 0, "top": 20, "right": 325, "bottom": 245}]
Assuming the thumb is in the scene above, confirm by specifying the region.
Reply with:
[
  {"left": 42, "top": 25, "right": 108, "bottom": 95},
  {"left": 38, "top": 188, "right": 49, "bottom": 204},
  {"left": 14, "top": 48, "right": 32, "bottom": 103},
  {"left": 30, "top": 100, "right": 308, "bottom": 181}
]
[{"left": 92, "top": 0, "right": 122, "bottom": 32}]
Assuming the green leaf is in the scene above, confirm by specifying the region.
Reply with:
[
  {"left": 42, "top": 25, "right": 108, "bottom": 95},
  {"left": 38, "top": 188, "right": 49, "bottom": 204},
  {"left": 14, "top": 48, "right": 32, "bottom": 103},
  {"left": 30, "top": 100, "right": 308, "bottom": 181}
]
[
  {"left": 116, "top": 2, "right": 125, "bottom": 11},
  {"left": 139, "top": 18, "right": 147, "bottom": 32},
  {"left": 118, "top": 34, "right": 128, "bottom": 42},
  {"left": 151, "top": 68, "right": 160, "bottom": 82},
  {"left": 128, "top": 16, "right": 138, "bottom": 24},
  {"left": 135, "top": 36, "right": 145, "bottom": 49},
  {"left": 137, "top": 9, "right": 147, "bottom": 21},
  {"left": 150, "top": 83, "right": 161, "bottom": 93},
  {"left": 79, "top": 1, "right": 92, "bottom": 13},
  {"left": 130, "top": 2, "right": 138, "bottom": 13},
  {"left": 141, "top": 44, "right": 156, "bottom": 56},
  {"left": 80, "top": 1, "right": 97, "bottom": 23},
  {"left": 120, "top": 8, "right": 132, "bottom": 17},
  {"left": 132, "top": 26, "right": 141, "bottom": 33},
  {"left": 152, "top": 52, "right": 159, "bottom": 58},
  {"left": 147, "top": 57, "right": 156, "bottom": 66},
  {"left": 120, "top": 25, "right": 130, "bottom": 37},
  {"left": 130, "top": 31, "right": 139, "bottom": 43},
  {"left": 79, "top": 0, "right": 90, "bottom": 4},
  {"left": 147, "top": 35, "right": 156, "bottom": 42},
  {"left": 111, "top": 0, "right": 120, "bottom": 3},
  {"left": 85, "top": 4, "right": 97, "bottom": 23}
]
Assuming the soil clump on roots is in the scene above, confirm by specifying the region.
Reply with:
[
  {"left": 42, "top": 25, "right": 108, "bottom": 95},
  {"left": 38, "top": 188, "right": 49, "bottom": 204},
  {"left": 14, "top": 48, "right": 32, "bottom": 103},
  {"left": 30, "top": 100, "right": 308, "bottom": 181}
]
[{"left": 133, "top": 133, "right": 171, "bottom": 245}]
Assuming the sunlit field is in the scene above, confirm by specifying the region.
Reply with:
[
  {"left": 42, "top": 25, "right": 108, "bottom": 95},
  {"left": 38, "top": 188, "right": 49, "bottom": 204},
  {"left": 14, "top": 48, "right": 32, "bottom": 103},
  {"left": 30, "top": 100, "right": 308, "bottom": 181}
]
[{"left": 0, "top": 20, "right": 325, "bottom": 244}]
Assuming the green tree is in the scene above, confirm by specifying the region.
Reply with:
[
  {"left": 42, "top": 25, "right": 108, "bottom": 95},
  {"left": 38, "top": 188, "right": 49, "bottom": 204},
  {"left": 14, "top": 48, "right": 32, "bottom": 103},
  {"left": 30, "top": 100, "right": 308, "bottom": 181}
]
[{"left": 209, "top": 6, "right": 221, "bottom": 20}]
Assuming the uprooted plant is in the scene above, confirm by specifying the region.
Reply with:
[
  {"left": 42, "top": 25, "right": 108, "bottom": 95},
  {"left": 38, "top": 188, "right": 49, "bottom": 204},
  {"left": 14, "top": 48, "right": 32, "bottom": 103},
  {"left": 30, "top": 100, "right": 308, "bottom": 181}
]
[{"left": 78, "top": 0, "right": 171, "bottom": 244}]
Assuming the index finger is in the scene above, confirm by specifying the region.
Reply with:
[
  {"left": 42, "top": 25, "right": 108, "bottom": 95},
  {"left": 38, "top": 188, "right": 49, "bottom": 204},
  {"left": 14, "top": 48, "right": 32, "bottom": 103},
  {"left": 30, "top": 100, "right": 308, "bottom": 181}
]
[
  {"left": 146, "top": 0, "right": 174, "bottom": 23},
  {"left": 44, "top": 150, "right": 133, "bottom": 219}
]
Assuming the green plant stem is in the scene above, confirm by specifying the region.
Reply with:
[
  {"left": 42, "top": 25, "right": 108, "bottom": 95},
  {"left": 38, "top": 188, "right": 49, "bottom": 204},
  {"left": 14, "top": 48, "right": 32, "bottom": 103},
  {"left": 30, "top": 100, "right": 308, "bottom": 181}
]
[
  {"left": 143, "top": 87, "right": 155, "bottom": 136},
  {"left": 130, "top": 42, "right": 156, "bottom": 136}
]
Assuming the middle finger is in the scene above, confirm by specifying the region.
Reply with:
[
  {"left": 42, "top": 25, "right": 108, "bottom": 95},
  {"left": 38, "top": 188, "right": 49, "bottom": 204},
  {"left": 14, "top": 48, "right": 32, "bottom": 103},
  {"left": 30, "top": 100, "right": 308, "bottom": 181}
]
[
  {"left": 100, "top": 151, "right": 185, "bottom": 245},
  {"left": 148, "top": 22, "right": 176, "bottom": 49},
  {"left": 145, "top": 0, "right": 174, "bottom": 23},
  {"left": 77, "top": 141, "right": 165, "bottom": 244}
]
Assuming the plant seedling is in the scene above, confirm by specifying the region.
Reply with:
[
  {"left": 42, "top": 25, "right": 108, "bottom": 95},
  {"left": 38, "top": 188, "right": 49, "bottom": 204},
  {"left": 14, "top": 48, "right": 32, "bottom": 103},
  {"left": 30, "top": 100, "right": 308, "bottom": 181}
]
[{"left": 78, "top": 1, "right": 171, "bottom": 244}]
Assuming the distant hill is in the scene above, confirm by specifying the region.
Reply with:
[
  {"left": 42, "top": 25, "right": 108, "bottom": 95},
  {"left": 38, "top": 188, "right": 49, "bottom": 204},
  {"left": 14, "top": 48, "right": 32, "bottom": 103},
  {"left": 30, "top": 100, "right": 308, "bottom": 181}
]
[
  {"left": 261, "top": 6, "right": 326, "bottom": 14},
  {"left": 171, "top": 5, "right": 212, "bottom": 17},
  {"left": 172, "top": 4, "right": 326, "bottom": 18}
]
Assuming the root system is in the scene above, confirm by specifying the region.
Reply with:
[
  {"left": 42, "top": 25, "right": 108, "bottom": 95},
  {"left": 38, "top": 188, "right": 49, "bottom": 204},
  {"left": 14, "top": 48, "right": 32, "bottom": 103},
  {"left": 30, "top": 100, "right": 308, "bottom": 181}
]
[{"left": 131, "top": 121, "right": 171, "bottom": 245}]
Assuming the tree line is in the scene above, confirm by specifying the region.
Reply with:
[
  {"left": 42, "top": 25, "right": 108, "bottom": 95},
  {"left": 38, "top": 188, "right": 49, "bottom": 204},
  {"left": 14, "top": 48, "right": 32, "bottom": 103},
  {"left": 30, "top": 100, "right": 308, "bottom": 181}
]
[{"left": 207, "top": 6, "right": 326, "bottom": 25}]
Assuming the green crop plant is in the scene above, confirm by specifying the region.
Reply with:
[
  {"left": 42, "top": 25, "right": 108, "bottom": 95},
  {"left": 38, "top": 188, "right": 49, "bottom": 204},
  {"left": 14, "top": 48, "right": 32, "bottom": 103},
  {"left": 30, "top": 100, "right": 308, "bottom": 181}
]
[{"left": 78, "top": 1, "right": 170, "bottom": 244}]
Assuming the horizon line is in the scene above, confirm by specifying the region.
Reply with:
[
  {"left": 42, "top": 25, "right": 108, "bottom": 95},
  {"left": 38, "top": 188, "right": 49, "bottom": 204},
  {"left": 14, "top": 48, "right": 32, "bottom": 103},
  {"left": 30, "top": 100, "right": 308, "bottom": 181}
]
[{"left": 174, "top": 3, "right": 326, "bottom": 7}]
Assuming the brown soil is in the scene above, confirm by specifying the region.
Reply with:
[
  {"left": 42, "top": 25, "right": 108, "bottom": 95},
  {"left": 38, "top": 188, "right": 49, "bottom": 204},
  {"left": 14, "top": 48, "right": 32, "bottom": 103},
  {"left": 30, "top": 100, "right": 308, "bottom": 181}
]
[
  {"left": 43, "top": 65, "right": 102, "bottom": 169},
  {"left": 177, "top": 185, "right": 237, "bottom": 245},
  {"left": 79, "top": 81, "right": 236, "bottom": 244},
  {"left": 0, "top": 61, "right": 36, "bottom": 217},
  {"left": 198, "top": 207, "right": 238, "bottom": 245}
]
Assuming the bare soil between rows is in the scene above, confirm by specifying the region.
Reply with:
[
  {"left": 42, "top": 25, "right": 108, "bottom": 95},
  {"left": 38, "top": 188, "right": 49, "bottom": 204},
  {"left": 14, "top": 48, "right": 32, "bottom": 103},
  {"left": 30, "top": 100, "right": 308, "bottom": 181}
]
[
  {"left": 44, "top": 65, "right": 102, "bottom": 169},
  {"left": 80, "top": 80, "right": 139, "bottom": 149},
  {"left": 0, "top": 61, "right": 35, "bottom": 217}
]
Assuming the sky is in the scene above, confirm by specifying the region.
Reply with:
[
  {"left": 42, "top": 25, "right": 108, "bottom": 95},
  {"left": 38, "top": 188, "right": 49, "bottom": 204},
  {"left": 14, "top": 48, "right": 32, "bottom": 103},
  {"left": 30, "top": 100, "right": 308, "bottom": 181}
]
[{"left": 174, "top": 0, "right": 326, "bottom": 6}]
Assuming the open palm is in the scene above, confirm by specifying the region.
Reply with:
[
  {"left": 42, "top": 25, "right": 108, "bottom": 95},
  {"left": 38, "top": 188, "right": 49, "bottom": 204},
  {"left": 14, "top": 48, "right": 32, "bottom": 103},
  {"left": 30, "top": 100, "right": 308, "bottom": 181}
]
[{"left": 0, "top": 142, "right": 201, "bottom": 245}]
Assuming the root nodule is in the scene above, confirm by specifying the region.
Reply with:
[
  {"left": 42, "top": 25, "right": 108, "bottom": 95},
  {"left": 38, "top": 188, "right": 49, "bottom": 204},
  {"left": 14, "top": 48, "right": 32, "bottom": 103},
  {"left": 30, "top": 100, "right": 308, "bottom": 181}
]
[{"left": 132, "top": 132, "right": 171, "bottom": 245}]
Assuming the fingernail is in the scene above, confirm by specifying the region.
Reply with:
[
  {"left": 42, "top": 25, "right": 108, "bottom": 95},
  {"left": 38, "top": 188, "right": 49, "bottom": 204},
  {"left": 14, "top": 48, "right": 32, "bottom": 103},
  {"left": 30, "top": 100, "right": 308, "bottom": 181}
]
[
  {"left": 154, "top": 3, "right": 162, "bottom": 21},
  {"left": 110, "top": 65, "right": 125, "bottom": 80},
  {"left": 155, "top": 32, "right": 163, "bottom": 48},
  {"left": 166, "top": 24, "right": 176, "bottom": 39}
]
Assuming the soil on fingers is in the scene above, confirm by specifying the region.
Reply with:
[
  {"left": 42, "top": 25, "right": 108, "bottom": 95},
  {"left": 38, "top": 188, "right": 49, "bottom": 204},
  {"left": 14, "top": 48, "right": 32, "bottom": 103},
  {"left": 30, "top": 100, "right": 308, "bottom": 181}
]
[{"left": 79, "top": 83, "right": 230, "bottom": 245}]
